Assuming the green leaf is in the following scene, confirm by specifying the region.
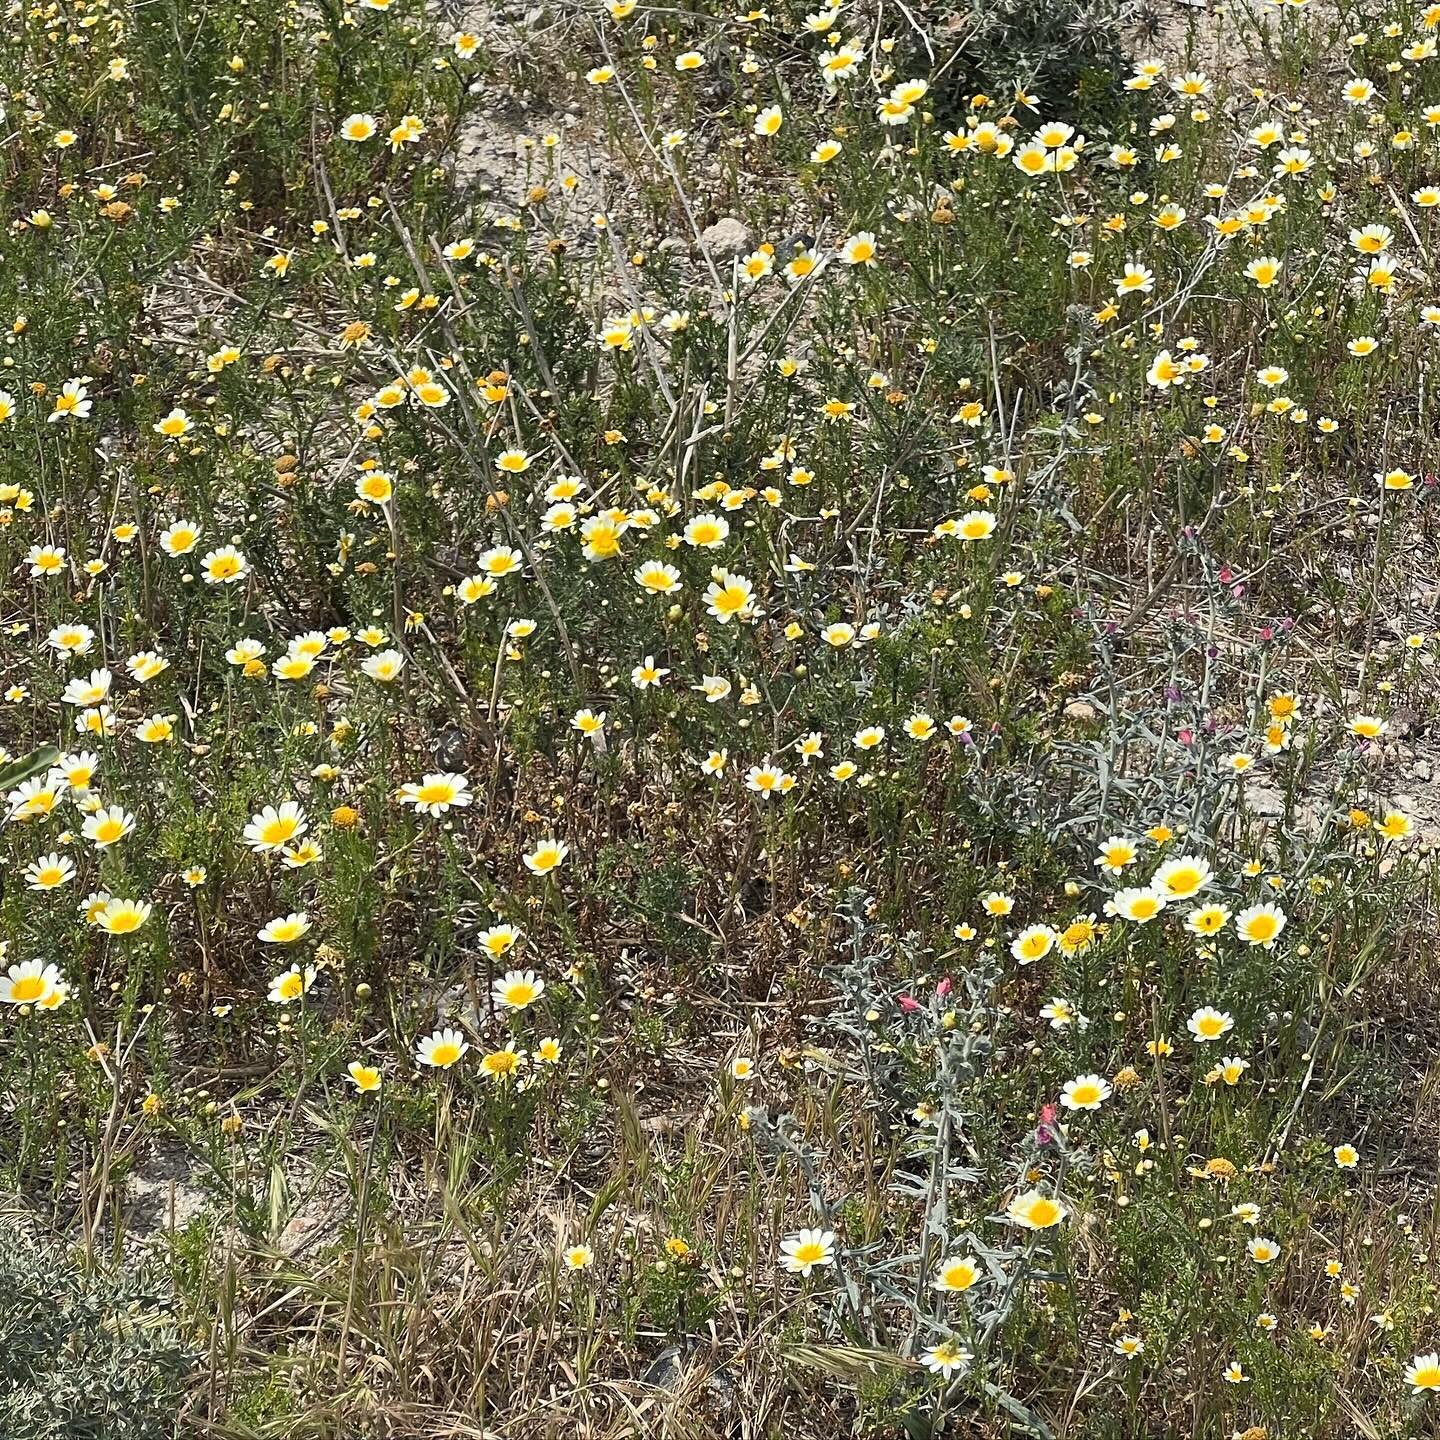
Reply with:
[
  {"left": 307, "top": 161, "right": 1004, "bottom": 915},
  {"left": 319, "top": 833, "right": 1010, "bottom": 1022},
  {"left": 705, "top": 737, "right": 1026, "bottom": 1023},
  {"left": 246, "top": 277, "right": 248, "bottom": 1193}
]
[
  {"left": 0, "top": 745, "right": 60, "bottom": 794},
  {"left": 981, "top": 1379, "right": 1055, "bottom": 1438}
]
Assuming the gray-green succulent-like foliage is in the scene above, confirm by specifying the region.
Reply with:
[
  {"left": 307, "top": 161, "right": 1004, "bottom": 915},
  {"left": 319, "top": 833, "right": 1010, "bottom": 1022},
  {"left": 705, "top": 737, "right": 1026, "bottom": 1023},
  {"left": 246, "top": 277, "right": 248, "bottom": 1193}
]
[{"left": 0, "top": 1227, "right": 195, "bottom": 1439}]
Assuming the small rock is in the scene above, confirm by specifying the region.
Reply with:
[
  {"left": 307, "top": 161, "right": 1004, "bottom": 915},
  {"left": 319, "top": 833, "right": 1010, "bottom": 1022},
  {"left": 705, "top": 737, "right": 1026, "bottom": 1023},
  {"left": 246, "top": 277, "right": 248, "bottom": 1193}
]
[
  {"left": 1062, "top": 699, "right": 1097, "bottom": 722},
  {"left": 641, "top": 1342, "right": 735, "bottom": 1405},
  {"left": 1247, "top": 783, "right": 1285, "bottom": 819},
  {"left": 697, "top": 216, "right": 752, "bottom": 258}
]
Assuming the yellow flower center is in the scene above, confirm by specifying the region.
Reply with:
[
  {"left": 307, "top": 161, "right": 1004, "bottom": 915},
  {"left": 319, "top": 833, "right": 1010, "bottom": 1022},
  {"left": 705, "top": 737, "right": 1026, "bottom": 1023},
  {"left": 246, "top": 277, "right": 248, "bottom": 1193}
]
[{"left": 1025, "top": 1198, "right": 1061, "bottom": 1227}]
